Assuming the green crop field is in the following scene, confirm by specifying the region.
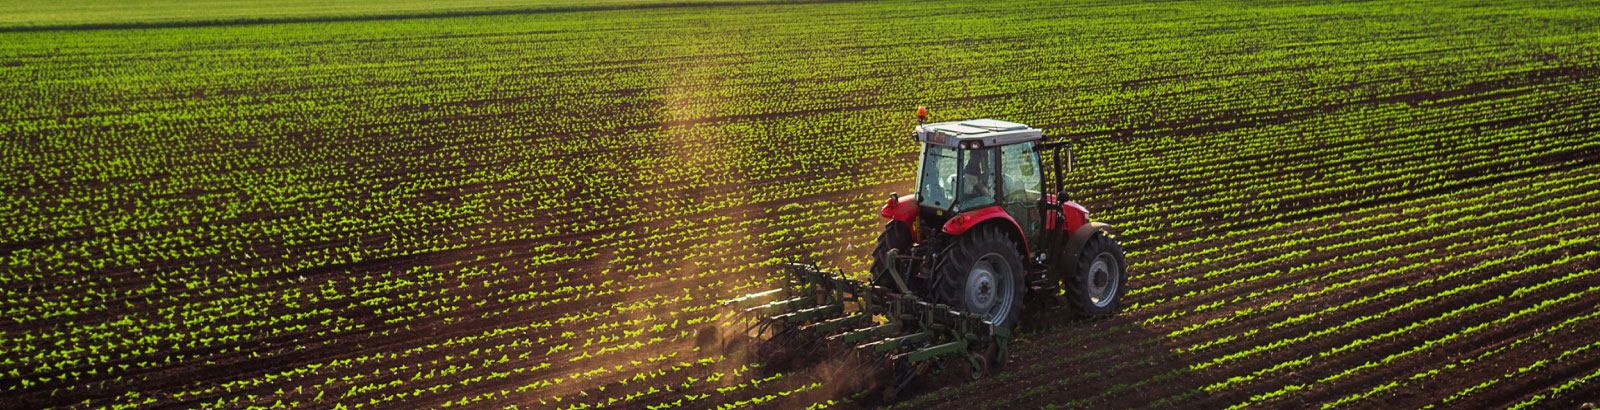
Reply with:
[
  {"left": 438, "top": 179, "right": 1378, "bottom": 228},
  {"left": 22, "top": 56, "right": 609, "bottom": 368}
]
[{"left": 3, "top": 0, "right": 1598, "bottom": 409}]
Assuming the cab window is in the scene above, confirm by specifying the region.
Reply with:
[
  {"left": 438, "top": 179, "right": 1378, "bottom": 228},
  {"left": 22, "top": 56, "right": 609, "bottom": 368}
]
[{"left": 1000, "top": 143, "right": 1042, "bottom": 203}]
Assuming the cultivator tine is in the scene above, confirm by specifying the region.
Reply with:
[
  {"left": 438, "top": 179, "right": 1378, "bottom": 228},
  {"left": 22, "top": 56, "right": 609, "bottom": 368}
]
[
  {"left": 746, "top": 296, "right": 815, "bottom": 317},
  {"left": 831, "top": 322, "right": 899, "bottom": 344},
  {"left": 861, "top": 331, "right": 931, "bottom": 354},
  {"left": 881, "top": 356, "right": 925, "bottom": 401},
  {"left": 801, "top": 313, "right": 868, "bottom": 334},
  {"left": 771, "top": 303, "right": 839, "bottom": 323},
  {"left": 901, "top": 341, "right": 965, "bottom": 363},
  {"left": 723, "top": 287, "right": 785, "bottom": 305}
]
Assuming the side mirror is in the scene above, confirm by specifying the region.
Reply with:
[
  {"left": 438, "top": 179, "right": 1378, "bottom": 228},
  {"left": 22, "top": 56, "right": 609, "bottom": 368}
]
[{"left": 1066, "top": 141, "right": 1075, "bottom": 175}]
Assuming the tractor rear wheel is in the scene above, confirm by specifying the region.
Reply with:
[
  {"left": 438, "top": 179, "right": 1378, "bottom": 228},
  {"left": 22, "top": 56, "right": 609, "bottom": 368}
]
[
  {"left": 932, "top": 225, "right": 1025, "bottom": 329},
  {"left": 1065, "top": 233, "right": 1127, "bottom": 317},
  {"left": 870, "top": 221, "right": 915, "bottom": 290}
]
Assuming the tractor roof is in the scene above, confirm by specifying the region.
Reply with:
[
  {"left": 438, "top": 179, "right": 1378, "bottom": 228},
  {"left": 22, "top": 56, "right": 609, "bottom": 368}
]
[{"left": 914, "top": 119, "right": 1041, "bottom": 149}]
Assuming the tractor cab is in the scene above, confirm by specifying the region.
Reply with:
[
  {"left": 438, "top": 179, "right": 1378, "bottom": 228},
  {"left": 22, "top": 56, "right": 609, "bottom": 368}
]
[
  {"left": 911, "top": 119, "right": 1047, "bottom": 245},
  {"left": 875, "top": 109, "right": 1123, "bottom": 331}
]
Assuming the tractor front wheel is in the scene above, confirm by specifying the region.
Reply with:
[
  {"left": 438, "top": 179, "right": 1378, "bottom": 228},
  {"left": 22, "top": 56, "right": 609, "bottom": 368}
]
[
  {"left": 933, "top": 225, "right": 1025, "bottom": 329},
  {"left": 1064, "top": 233, "right": 1127, "bottom": 317},
  {"left": 870, "top": 221, "right": 915, "bottom": 290}
]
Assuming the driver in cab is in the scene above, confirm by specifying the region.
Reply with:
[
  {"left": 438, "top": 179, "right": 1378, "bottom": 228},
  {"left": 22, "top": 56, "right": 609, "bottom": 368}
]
[{"left": 959, "top": 152, "right": 995, "bottom": 205}]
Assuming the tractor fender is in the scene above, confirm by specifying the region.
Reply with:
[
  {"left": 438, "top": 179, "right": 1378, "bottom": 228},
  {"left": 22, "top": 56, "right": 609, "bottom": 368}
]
[
  {"left": 880, "top": 194, "right": 918, "bottom": 224},
  {"left": 942, "top": 206, "right": 1030, "bottom": 257},
  {"left": 1065, "top": 222, "right": 1114, "bottom": 256},
  {"left": 880, "top": 194, "right": 919, "bottom": 240},
  {"left": 1043, "top": 196, "right": 1089, "bottom": 232},
  {"left": 1059, "top": 201, "right": 1090, "bottom": 233}
]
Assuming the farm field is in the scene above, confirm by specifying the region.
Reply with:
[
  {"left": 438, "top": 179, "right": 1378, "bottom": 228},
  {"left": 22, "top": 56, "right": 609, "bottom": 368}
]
[{"left": 2, "top": 0, "right": 1599, "bottom": 409}]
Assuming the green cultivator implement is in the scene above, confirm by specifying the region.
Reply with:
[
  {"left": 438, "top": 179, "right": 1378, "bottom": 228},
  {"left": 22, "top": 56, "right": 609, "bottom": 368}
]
[{"left": 727, "top": 260, "right": 1011, "bottom": 400}]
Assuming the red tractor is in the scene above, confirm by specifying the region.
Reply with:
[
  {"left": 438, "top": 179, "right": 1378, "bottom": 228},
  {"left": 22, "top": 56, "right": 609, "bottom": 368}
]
[
  {"left": 729, "top": 109, "right": 1128, "bottom": 394},
  {"left": 870, "top": 109, "right": 1127, "bottom": 330}
]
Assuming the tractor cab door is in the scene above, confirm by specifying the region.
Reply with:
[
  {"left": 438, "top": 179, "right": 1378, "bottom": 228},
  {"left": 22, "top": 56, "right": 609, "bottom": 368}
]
[{"left": 999, "top": 142, "right": 1045, "bottom": 248}]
